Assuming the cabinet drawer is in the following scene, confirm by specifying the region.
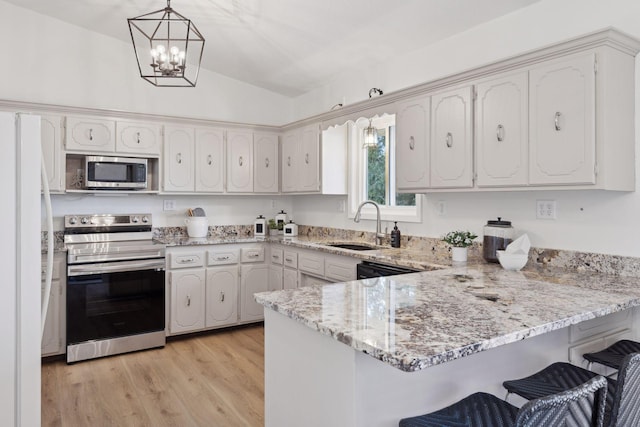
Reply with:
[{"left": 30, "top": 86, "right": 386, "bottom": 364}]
[
  {"left": 207, "top": 248, "right": 239, "bottom": 266},
  {"left": 325, "top": 259, "right": 356, "bottom": 282},
  {"left": 116, "top": 120, "right": 162, "bottom": 155},
  {"left": 168, "top": 252, "right": 205, "bottom": 269},
  {"left": 298, "top": 253, "right": 324, "bottom": 276},
  {"left": 569, "top": 310, "right": 633, "bottom": 343},
  {"left": 241, "top": 246, "right": 265, "bottom": 263},
  {"left": 283, "top": 250, "right": 297, "bottom": 269},
  {"left": 270, "top": 248, "right": 284, "bottom": 265}
]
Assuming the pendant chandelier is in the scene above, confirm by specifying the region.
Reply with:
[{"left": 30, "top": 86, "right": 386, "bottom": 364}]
[
  {"left": 128, "top": 0, "right": 205, "bottom": 87},
  {"left": 363, "top": 119, "right": 378, "bottom": 148}
]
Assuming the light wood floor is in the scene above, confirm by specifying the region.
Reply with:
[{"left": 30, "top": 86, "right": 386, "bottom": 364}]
[{"left": 42, "top": 325, "right": 264, "bottom": 427}]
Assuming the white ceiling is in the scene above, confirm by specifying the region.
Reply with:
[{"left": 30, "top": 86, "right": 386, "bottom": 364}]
[{"left": 8, "top": 0, "right": 540, "bottom": 96}]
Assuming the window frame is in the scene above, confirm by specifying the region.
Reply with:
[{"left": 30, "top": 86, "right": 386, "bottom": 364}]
[{"left": 347, "top": 115, "right": 422, "bottom": 223}]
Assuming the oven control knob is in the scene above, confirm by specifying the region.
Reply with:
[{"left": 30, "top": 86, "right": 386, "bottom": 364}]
[
  {"left": 68, "top": 217, "right": 77, "bottom": 225},
  {"left": 132, "top": 216, "right": 140, "bottom": 223},
  {"left": 141, "top": 216, "right": 149, "bottom": 223},
  {"left": 80, "top": 217, "right": 90, "bottom": 224}
]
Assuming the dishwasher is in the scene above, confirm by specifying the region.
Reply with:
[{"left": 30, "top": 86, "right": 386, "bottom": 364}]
[{"left": 356, "top": 261, "right": 419, "bottom": 279}]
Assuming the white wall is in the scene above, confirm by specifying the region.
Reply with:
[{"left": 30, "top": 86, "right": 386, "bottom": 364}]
[
  {"left": 47, "top": 194, "right": 294, "bottom": 231},
  {"left": 0, "top": 0, "right": 293, "bottom": 126},
  {"left": 292, "top": 0, "right": 640, "bottom": 258}
]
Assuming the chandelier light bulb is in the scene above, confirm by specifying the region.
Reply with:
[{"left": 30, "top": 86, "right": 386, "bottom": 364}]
[
  {"left": 170, "top": 46, "right": 180, "bottom": 55},
  {"left": 156, "top": 45, "right": 166, "bottom": 54},
  {"left": 150, "top": 49, "right": 158, "bottom": 59}
]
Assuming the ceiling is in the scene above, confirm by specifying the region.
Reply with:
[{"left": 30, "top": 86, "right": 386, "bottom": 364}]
[{"left": 8, "top": 0, "right": 540, "bottom": 96}]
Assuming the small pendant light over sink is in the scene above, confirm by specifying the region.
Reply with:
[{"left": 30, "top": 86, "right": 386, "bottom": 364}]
[
  {"left": 363, "top": 119, "right": 378, "bottom": 148},
  {"left": 128, "top": 0, "right": 205, "bottom": 87}
]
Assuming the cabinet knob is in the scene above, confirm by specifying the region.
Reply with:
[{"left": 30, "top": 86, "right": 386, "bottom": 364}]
[
  {"left": 88, "top": 128, "right": 93, "bottom": 141},
  {"left": 554, "top": 112, "right": 562, "bottom": 131},
  {"left": 445, "top": 132, "right": 453, "bottom": 148},
  {"left": 136, "top": 131, "right": 141, "bottom": 144},
  {"left": 176, "top": 153, "right": 182, "bottom": 164},
  {"left": 207, "top": 154, "right": 213, "bottom": 165},
  {"left": 239, "top": 156, "right": 244, "bottom": 166},
  {"left": 409, "top": 136, "right": 415, "bottom": 150},
  {"left": 186, "top": 295, "right": 191, "bottom": 307},
  {"left": 305, "top": 153, "right": 309, "bottom": 164},
  {"left": 265, "top": 157, "right": 270, "bottom": 168},
  {"left": 220, "top": 291, "right": 225, "bottom": 302},
  {"left": 287, "top": 156, "right": 291, "bottom": 167},
  {"left": 496, "top": 124, "right": 505, "bottom": 142}
]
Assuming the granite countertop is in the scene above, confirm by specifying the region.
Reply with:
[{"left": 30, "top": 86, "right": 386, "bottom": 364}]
[
  {"left": 156, "top": 234, "right": 454, "bottom": 271},
  {"left": 254, "top": 263, "right": 640, "bottom": 372}
]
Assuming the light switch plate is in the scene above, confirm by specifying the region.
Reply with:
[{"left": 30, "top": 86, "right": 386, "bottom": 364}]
[{"left": 163, "top": 199, "right": 176, "bottom": 211}]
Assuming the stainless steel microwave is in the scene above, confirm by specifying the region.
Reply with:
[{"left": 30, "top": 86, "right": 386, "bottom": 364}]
[{"left": 85, "top": 156, "right": 148, "bottom": 189}]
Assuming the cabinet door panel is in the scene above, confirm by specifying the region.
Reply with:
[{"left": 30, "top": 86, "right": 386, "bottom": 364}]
[
  {"left": 299, "top": 125, "right": 320, "bottom": 192},
  {"left": 476, "top": 73, "right": 528, "bottom": 187},
  {"left": 170, "top": 269, "right": 205, "bottom": 334},
  {"left": 283, "top": 268, "right": 298, "bottom": 290},
  {"left": 227, "top": 130, "right": 253, "bottom": 192},
  {"left": 240, "top": 264, "right": 269, "bottom": 322},
  {"left": 430, "top": 87, "right": 473, "bottom": 188},
  {"left": 206, "top": 266, "right": 238, "bottom": 328},
  {"left": 254, "top": 133, "right": 279, "bottom": 193},
  {"left": 268, "top": 265, "right": 283, "bottom": 292},
  {"left": 281, "top": 131, "right": 298, "bottom": 193},
  {"left": 116, "top": 121, "right": 161, "bottom": 155},
  {"left": 529, "top": 54, "right": 596, "bottom": 185},
  {"left": 163, "top": 126, "right": 194, "bottom": 192},
  {"left": 195, "top": 127, "right": 224, "bottom": 192},
  {"left": 66, "top": 117, "right": 116, "bottom": 152},
  {"left": 395, "top": 97, "right": 430, "bottom": 190}
]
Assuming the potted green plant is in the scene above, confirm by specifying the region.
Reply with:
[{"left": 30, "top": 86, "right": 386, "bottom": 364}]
[
  {"left": 267, "top": 219, "right": 278, "bottom": 236},
  {"left": 443, "top": 230, "right": 477, "bottom": 262}
]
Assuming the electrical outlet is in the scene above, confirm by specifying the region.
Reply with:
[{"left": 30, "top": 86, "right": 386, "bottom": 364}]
[
  {"left": 437, "top": 201, "right": 447, "bottom": 216},
  {"left": 163, "top": 199, "right": 176, "bottom": 211},
  {"left": 337, "top": 200, "right": 346, "bottom": 213},
  {"left": 536, "top": 200, "right": 557, "bottom": 219}
]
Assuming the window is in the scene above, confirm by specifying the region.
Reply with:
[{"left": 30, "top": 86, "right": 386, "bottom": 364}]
[{"left": 348, "top": 114, "right": 421, "bottom": 222}]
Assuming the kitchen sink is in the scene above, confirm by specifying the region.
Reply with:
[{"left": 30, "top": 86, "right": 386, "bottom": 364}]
[{"left": 326, "top": 243, "right": 378, "bottom": 251}]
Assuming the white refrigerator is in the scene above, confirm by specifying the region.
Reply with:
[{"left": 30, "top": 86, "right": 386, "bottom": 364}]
[{"left": 0, "top": 112, "right": 42, "bottom": 426}]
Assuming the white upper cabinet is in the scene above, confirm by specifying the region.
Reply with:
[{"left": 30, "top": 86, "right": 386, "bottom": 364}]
[
  {"left": 115, "top": 120, "right": 162, "bottom": 156},
  {"left": 65, "top": 116, "right": 116, "bottom": 152},
  {"left": 430, "top": 86, "right": 473, "bottom": 188},
  {"left": 281, "top": 130, "right": 298, "bottom": 193},
  {"left": 529, "top": 53, "right": 596, "bottom": 186},
  {"left": 299, "top": 125, "right": 320, "bottom": 192},
  {"left": 476, "top": 72, "right": 529, "bottom": 187},
  {"left": 195, "top": 127, "right": 224, "bottom": 193},
  {"left": 40, "top": 114, "right": 64, "bottom": 193},
  {"left": 281, "top": 124, "right": 320, "bottom": 193},
  {"left": 163, "top": 126, "right": 195, "bottom": 192},
  {"left": 254, "top": 133, "right": 279, "bottom": 193},
  {"left": 226, "top": 130, "right": 254, "bottom": 193},
  {"left": 395, "top": 96, "right": 430, "bottom": 191}
]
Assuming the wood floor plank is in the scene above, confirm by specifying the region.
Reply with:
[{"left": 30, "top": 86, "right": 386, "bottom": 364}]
[{"left": 42, "top": 325, "right": 265, "bottom": 427}]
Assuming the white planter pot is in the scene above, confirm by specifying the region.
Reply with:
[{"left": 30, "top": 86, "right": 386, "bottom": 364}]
[{"left": 451, "top": 247, "right": 468, "bottom": 262}]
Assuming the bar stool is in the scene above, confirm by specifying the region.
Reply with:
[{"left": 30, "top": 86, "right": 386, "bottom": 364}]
[
  {"left": 501, "top": 353, "right": 640, "bottom": 427},
  {"left": 584, "top": 340, "right": 640, "bottom": 371},
  {"left": 398, "top": 375, "right": 607, "bottom": 427}
]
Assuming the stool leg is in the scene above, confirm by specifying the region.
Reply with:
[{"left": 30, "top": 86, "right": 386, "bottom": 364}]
[{"left": 504, "top": 391, "right": 511, "bottom": 402}]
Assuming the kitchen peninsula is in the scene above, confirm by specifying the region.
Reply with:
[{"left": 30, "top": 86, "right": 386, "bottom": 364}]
[{"left": 255, "top": 264, "right": 640, "bottom": 427}]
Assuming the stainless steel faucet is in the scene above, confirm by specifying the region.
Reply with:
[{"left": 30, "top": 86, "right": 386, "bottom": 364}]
[{"left": 354, "top": 200, "right": 385, "bottom": 246}]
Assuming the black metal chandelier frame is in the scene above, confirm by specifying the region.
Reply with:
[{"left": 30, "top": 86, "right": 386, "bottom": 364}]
[{"left": 128, "top": 0, "right": 205, "bottom": 87}]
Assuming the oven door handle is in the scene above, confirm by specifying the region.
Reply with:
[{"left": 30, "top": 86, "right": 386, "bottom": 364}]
[{"left": 68, "top": 259, "right": 166, "bottom": 276}]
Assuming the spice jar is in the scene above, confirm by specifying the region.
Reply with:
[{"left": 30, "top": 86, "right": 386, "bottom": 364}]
[{"left": 483, "top": 218, "right": 514, "bottom": 263}]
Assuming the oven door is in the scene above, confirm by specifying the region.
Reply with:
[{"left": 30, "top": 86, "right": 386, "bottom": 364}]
[{"left": 67, "top": 259, "right": 165, "bottom": 345}]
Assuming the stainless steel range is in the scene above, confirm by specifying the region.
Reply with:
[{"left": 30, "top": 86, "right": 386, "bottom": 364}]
[{"left": 64, "top": 213, "right": 166, "bottom": 363}]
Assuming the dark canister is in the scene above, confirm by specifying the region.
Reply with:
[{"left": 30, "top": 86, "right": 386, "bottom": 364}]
[{"left": 483, "top": 217, "right": 513, "bottom": 263}]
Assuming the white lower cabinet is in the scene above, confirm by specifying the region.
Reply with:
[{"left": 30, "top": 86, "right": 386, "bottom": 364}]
[
  {"left": 269, "top": 265, "right": 284, "bottom": 292},
  {"left": 169, "top": 269, "right": 206, "bottom": 334},
  {"left": 205, "top": 266, "right": 238, "bottom": 328},
  {"left": 240, "top": 263, "right": 270, "bottom": 322},
  {"left": 41, "top": 254, "right": 66, "bottom": 357},
  {"left": 283, "top": 268, "right": 298, "bottom": 290}
]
